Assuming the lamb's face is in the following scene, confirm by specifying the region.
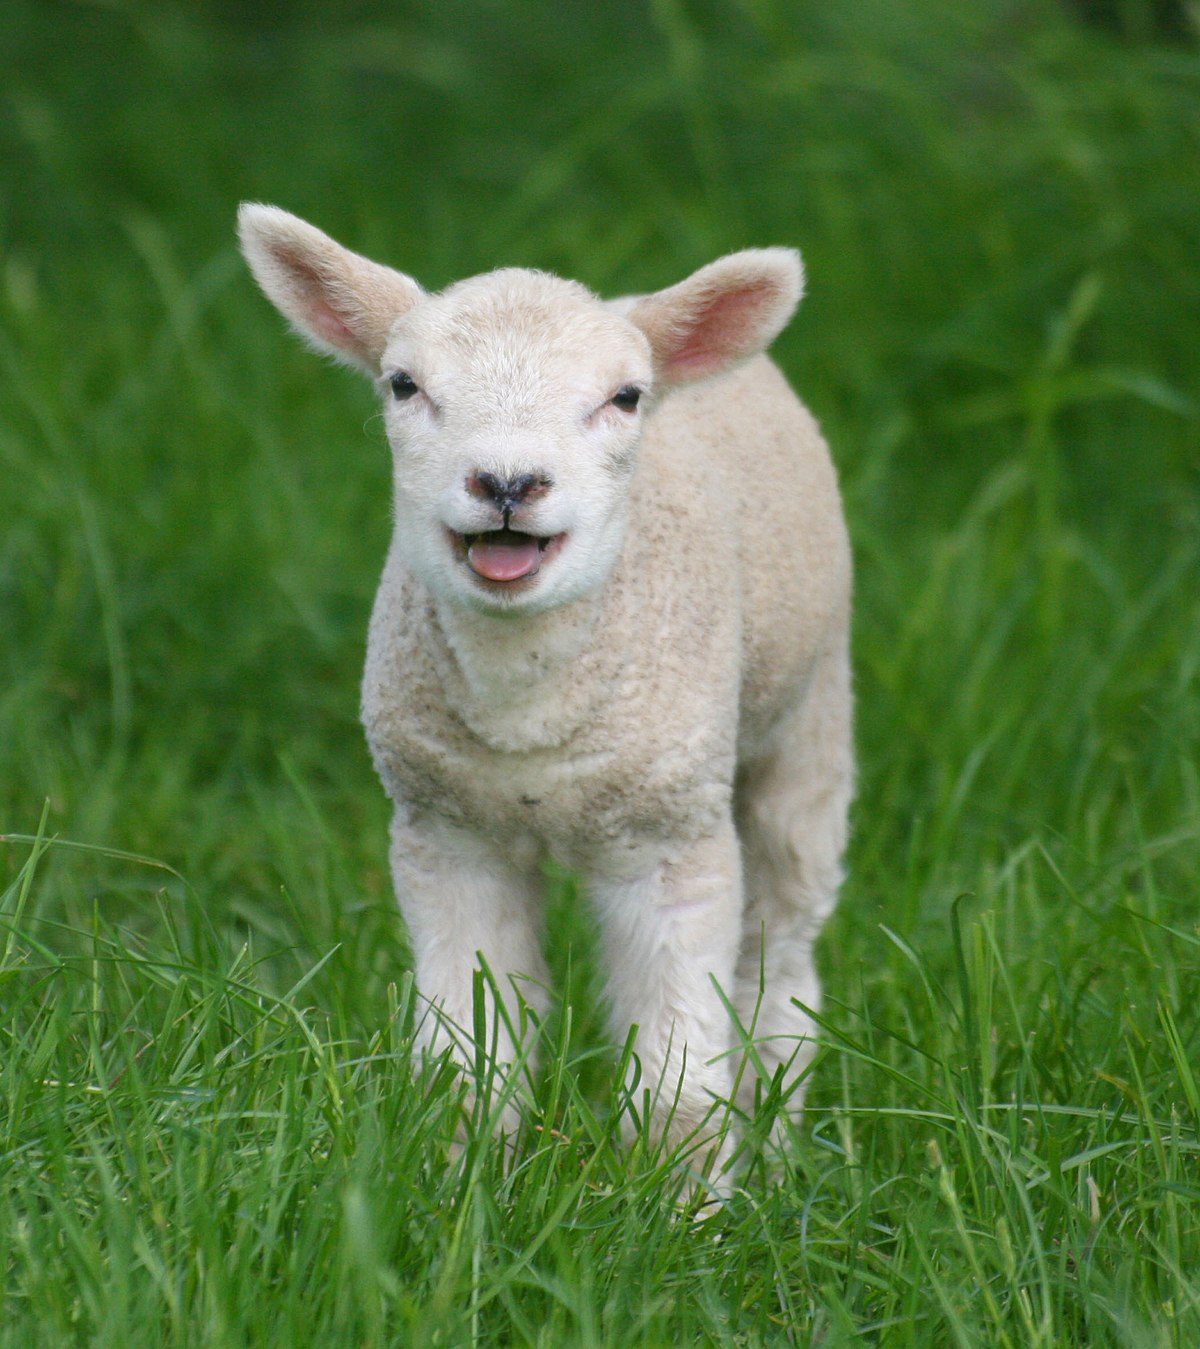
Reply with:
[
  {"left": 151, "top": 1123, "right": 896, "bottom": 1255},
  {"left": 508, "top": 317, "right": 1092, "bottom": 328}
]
[
  {"left": 378, "top": 272, "right": 653, "bottom": 614},
  {"left": 239, "top": 206, "right": 804, "bottom": 616}
]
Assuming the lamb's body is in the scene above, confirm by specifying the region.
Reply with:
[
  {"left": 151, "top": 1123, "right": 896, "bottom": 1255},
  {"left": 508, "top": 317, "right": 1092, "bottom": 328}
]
[
  {"left": 363, "top": 355, "right": 852, "bottom": 1140},
  {"left": 364, "top": 355, "right": 849, "bottom": 856},
  {"left": 238, "top": 204, "right": 853, "bottom": 1176}
]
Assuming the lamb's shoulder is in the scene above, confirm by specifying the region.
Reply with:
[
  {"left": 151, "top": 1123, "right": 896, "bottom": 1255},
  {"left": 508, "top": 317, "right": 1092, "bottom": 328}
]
[{"left": 645, "top": 357, "right": 852, "bottom": 748}]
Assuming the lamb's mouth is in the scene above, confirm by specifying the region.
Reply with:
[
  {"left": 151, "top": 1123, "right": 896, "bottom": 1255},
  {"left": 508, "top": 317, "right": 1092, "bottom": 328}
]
[{"left": 448, "top": 528, "right": 567, "bottom": 584}]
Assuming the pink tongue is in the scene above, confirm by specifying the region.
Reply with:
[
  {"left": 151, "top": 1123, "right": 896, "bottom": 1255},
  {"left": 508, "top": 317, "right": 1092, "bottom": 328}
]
[{"left": 467, "top": 532, "right": 542, "bottom": 582}]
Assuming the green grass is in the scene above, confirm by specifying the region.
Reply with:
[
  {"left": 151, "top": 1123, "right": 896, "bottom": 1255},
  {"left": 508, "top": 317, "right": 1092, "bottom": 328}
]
[{"left": 2, "top": 0, "right": 1198, "bottom": 1342}]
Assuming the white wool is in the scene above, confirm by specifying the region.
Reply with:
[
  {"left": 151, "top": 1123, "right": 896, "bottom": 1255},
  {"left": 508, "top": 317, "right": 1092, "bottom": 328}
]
[{"left": 240, "top": 205, "right": 854, "bottom": 1176}]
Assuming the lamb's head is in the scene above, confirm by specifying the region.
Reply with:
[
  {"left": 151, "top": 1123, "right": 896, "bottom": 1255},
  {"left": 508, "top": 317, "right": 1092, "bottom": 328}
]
[{"left": 239, "top": 204, "right": 803, "bottom": 614}]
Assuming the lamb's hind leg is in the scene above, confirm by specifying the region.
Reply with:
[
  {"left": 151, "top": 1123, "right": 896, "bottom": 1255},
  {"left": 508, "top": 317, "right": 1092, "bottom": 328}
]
[{"left": 733, "top": 646, "right": 853, "bottom": 1133}]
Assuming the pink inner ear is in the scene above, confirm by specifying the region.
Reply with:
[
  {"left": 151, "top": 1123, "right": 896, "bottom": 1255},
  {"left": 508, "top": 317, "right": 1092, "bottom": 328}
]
[
  {"left": 308, "top": 302, "right": 358, "bottom": 349},
  {"left": 275, "top": 244, "right": 363, "bottom": 357},
  {"left": 662, "top": 281, "right": 782, "bottom": 381}
]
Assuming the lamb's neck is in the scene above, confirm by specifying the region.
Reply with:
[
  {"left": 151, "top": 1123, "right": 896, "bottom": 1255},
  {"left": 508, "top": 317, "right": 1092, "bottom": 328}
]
[{"left": 431, "top": 591, "right": 615, "bottom": 751}]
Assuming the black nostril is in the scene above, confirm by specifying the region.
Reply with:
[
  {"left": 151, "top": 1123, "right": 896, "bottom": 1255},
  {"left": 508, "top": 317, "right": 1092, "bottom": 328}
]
[
  {"left": 470, "top": 471, "right": 507, "bottom": 506},
  {"left": 466, "top": 471, "right": 554, "bottom": 514}
]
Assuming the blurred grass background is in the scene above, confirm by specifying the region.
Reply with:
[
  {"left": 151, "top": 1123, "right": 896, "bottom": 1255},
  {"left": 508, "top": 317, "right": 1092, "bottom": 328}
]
[{"left": 1, "top": 0, "right": 1198, "bottom": 1342}]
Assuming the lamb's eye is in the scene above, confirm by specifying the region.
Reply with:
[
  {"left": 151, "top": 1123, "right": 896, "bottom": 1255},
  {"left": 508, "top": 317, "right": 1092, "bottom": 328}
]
[
  {"left": 611, "top": 385, "right": 642, "bottom": 412},
  {"left": 390, "top": 371, "right": 418, "bottom": 401}
]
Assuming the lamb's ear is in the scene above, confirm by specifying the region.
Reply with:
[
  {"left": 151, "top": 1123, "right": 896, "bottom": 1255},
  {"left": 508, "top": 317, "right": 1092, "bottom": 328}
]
[
  {"left": 626, "top": 248, "right": 803, "bottom": 387},
  {"left": 237, "top": 203, "right": 423, "bottom": 374}
]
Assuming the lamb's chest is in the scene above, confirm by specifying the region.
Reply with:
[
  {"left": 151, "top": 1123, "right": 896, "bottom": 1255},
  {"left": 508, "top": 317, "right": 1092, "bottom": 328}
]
[{"left": 363, "top": 681, "right": 732, "bottom": 862}]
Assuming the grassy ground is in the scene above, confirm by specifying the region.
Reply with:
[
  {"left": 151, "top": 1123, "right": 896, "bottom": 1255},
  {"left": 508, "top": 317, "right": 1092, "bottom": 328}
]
[{"left": 2, "top": 0, "right": 1198, "bottom": 1343}]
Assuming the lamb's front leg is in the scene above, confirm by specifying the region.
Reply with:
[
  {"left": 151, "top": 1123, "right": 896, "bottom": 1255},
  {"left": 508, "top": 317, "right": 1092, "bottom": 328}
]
[
  {"left": 389, "top": 809, "right": 548, "bottom": 1133},
  {"left": 590, "top": 819, "right": 744, "bottom": 1183}
]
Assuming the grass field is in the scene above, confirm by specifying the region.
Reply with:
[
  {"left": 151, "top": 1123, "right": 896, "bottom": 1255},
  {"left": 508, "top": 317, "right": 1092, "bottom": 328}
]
[{"left": 2, "top": 0, "right": 1199, "bottom": 1343}]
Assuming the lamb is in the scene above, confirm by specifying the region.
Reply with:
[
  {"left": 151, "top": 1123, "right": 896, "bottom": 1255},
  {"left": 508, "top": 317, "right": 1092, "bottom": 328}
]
[{"left": 238, "top": 204, "right": 854, "bottom": 1182}]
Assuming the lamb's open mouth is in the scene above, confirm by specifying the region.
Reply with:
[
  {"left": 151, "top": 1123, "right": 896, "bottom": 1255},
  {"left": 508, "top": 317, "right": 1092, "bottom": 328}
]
[{"left": 449, "top": 528, "right": 567, "bottom": 584}]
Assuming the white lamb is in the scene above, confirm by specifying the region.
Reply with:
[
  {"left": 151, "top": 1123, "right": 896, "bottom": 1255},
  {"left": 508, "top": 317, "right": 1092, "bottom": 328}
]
[{"left": 239, "top": 204, "right": 854, "bottom": 1178}]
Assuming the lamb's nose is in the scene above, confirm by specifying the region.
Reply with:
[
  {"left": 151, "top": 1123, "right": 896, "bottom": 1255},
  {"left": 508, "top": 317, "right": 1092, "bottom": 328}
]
[{"left": 465, "top": 471, "right": 553, "bottom": 517}]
